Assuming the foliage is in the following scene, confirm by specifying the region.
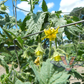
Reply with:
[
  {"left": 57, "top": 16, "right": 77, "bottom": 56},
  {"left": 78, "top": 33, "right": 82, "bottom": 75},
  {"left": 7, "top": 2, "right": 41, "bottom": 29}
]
[
  {"left": 0, "top": 0, "right": 84, "bottom": 84},
  {"left": 1, "top": 50, "right": 23, "bottom": 64},
  {"left": 42, "top": 0, "right": 48, "bottom": 12},
  {"left": 69, "top": 7, "right": 84, "bottom": 18},
  {"left": 0, "top": 0, "right": 7, "bottom": 5},
  {"left": 64, "top": 25, "right": 81, "bottom": 40},
  {"left": 30, "top": 59, "right": 70, "bottom": 84},
  {"left": 25, "top": 12, "right": 47, "bottom": 40},
  {"left": 0, "top": 55, "right": 9, "bottom": 73},
  {"left": 15, "top": 79, "right": 31, "bottom": 84}
]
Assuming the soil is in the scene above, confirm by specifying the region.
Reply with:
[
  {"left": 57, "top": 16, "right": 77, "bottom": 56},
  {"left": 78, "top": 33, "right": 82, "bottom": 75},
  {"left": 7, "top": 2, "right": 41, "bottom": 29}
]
[
  {"left": 0, "top": 64, "right": 19, "bottom": 76},
  {"left": 0, "top": 65, "right": 84, "bottom": 84},
  {"left": 69, "top": 66, "right": 84, "bottom": 84}
]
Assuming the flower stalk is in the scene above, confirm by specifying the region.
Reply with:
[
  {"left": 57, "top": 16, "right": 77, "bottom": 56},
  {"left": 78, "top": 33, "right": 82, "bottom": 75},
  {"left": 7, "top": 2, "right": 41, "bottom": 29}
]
[
  {"left": 49, "top": 41, "right": 52, "bottom": 58},
  {"left": 55, "top": 38, "right": 57, "bottom": 49}
]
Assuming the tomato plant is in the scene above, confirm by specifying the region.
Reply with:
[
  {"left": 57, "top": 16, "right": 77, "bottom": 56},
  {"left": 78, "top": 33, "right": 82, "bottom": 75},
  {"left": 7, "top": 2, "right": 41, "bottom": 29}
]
[{"left": 0, "top": 0, "right": 84, "bottom": 84}]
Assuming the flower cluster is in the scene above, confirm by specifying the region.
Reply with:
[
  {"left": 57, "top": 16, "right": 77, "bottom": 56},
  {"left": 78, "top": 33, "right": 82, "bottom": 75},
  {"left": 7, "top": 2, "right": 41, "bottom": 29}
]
[
  {"left": 42, "top": 27, "right": 59, "bottom": 41},
  {"left": 34, "top": 43, "right": 44, "bottom": 65}
]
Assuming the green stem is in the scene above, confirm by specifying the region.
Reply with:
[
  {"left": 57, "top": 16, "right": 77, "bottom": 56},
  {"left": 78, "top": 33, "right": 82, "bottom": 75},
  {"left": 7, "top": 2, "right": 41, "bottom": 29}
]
[
  {"left": 72, "top": 39, "right": 77, "bottom": 56},
  {"left": 55, "top": 38, "right": 57, "bottom": 48},
  {"left": 49, "top": 41, "right": 52, "bottom": 58},
  {"left": 7, "top": 79, "right": 13, "bottom": 84},
  {"left": 30, "top": 0, "right": 33, "bottom": 12},
  {"left": 39, "top": 56, "right": 42, "bottom": 70},
  {"left": 13, "top": 40, "right": 20, "bottom": 72}
]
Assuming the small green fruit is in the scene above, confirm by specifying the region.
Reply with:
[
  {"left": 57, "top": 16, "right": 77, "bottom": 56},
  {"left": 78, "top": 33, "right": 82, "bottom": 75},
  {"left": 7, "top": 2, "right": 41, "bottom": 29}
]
[{"left": 1, "top": 4, "right": 6, "bottom": 10}]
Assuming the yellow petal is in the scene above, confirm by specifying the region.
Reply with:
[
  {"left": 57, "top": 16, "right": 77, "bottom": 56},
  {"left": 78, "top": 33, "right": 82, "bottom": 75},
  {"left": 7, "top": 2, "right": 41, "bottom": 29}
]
[
  {"left": 34, "top": 57, "right": 40, "bottom": 65},
  {"left": 43, "top": 26, "right": 59, "bottom": 41},
  {"left": 53, "top": 55, "right": 61, "bottom": 62}
]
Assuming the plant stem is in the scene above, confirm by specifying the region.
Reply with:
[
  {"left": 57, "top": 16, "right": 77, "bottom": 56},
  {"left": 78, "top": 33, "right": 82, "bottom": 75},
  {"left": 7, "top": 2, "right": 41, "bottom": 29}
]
[
  {"left": 13, "top": 40, "right": 20, "bottom": 72},
  {"left": 49, "top": 41, "right": 52, "bottom": 58},
  {"left": 30, "top": 0, "right": 33, "bottom": 12},
  {"left": 55, "top": 38, "right": 57, "bottom": 48},
  {"left": 15, "top": 0, "right": 17, "bottom": 29}
]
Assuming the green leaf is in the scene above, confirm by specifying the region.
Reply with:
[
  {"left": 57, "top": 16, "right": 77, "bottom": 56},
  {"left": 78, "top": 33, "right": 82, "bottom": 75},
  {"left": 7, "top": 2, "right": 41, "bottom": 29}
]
[
  {"left": 72, "top": 16, "right": 79, "bottom": 21},
  {"left": 21, "top": 0, "right": 27, "bottom": 1},
  {"left": 15, "top": 40, "right": 23, "bottom": 49},
  {"left": 0, "top": 0, "right": 7, "bottom": 5},
  {"left": 64, "top": 25, "right": 81, "bottom": 40},
  {"left": 77, "top": 49, "right": 84, "bottom": 55},
  {"left": 57, "top": 33, "right": 63, "bottom": 41},
  {"left": 3, "top": 28, "right": 14, "bottom": 42},
  {"left": 30, "top": 59, "right": 70, "bottom": 84},
  {"left": 42, "top": 0, "right": 48, "bottom": 12},
  {"left": 21, "top": 63, "right": 29, "bottom": 71},
  {"left": 48, "top": 14, "right": 66, "bottom": 28},
  {"left": 17, "top": 36, "right": 24, "bottom": 48},
  {"left": 55, "top": 17, "right": 66, "bottom": 27},
  {"left": 67, "top": 19, "right": 73, "bottom": 24},
  {"left": 69, "top": 68, "right": 83, "bottom": 80},
  {"left": 0, "top": 10, "right": 8, "bottom": 14},
  {"left": 0, "top": 43, "right": 4, "bottom": 50},
  {"left": 0, "top": 55, "right": 9, "bottom": 73},
  {"left": 55, "top": 11, "right": 62, "bottom": 18},
  {"left": 0, "top": 47, "right": 12, "bottom": 56},
  {"left": 25, "top": 12, "right": 47, "bottom": 40},
  {"left": 15, "top": 79, "right": 31, "bottom": 84},
  {"left": 20, "top": 15, "right": 30, "bottom": 31},
  {"left": 3, "top": 28, "right": 17, "bottom": 39}
]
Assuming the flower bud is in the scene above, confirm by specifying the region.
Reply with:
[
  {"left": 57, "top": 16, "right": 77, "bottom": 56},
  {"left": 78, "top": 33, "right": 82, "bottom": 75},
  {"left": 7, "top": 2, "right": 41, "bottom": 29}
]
[
  {"left": 35, "top": 43, "right": 44, "bottom": 56},
  {"left": 51, "top": 51, "right": 61, "bottom": 62},
  {"left": 34, "top": 57, "right": 40, "bottom": 65},
  {"left": 21, "top": 50, "right": 28, "bottom": 58}
]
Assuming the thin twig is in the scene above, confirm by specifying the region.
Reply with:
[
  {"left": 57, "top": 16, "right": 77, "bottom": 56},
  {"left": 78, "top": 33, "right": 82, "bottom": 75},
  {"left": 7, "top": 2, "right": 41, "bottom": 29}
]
[
  {"left": 13, "top": 40, "right": 20, "bottom": 72},
  {"left": 22, "top": 20, "right": 84, "bottom": 39},
  {"left": 13, "top": 4, "right": 30, "bottom": 12},
  {"left": 55, "top": 20, "right": 84, "bottom": 28},
  {"left": 22, "top": 31, "right": 44, "bottom": 39},
  {"left": 12, "top": 0, "right": 14, "bottom": 16},
  {"left": 0, "top": 0, "right": 7, "bottom": 5},
  {"left": 15, "top": 0, "right": 17, "bottom": 28}
]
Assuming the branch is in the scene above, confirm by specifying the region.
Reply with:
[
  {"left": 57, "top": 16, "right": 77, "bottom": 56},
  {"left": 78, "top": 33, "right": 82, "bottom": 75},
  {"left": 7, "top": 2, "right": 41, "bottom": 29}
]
[
  {"left": 13, "top": 40, "right": 20, "bottom": 72},
  {"left": 13, "top": 4, "right": 30, "bottom": 12},
  {"left": 0, "top": 0, "right": 7, "bottom": 5}
]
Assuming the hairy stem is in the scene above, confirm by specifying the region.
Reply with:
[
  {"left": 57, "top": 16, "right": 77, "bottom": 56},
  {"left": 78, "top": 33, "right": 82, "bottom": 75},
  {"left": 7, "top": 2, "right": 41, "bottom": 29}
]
[{"left": 49, "top": 41, "right": 52, "bottom": 58}]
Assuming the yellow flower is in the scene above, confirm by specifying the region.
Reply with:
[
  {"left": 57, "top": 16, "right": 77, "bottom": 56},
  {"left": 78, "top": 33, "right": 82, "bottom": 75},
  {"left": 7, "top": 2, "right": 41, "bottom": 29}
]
[
  {"left": 66, "top": 55, "right": 68, "bottom": 58},
  {"left": 53, "top": 55, "right": 61, "bottom": 61},
  {"left": 51, "top": 50, "right": 61, "bottom": 62},
  {"left": 35, "top": 43, "right": 44, "bottom": 56},
  {"left": 36, "top": 51, "right": 43, "bottom": 56},
  {"left": 42, "top": 27, "right": 59, "bottom": 41},
  {"left": 34, "top": 57, "right": 40, "bottom": 65}
]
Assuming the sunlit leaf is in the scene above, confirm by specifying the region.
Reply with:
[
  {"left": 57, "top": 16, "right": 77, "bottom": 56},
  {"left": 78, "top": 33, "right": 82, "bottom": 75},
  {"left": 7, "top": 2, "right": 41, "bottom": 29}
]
[
  {"left": 30, "top": 59, "right": 70, "bottom": 84},
  {"left": 17, "top": 36, "right": 24, "bottom": 48},
  {"left": 15, "top": 79, "right": 31, "bottom": 84},
  {"left": 42, "top": 0, "right": 48, "bottom": 12},
  {"left": 25, "top": 12, "right": 47, "bottom": 40}
]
